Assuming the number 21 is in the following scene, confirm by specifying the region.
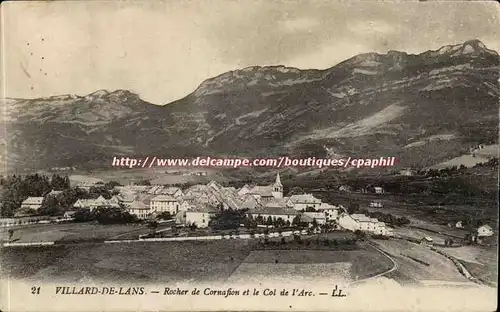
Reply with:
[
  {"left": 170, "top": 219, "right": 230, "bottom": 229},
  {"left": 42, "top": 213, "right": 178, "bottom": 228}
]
[{"left": 31, "top": 286, "right": 40, "bottom": 295}]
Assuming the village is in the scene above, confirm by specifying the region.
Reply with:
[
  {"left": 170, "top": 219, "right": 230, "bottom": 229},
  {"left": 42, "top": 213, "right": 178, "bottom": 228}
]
[
  {"left": 1, "top": 170, "right": 497, "bottom": 289},
  {"left": 7, "top": 173, "right": 395, "bottom": 237}
]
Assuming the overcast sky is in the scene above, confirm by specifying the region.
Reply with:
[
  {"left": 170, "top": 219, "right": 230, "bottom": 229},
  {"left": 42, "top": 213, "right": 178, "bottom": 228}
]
[{"left": 2, "top": 0, "right": 499, "bottom": 104}]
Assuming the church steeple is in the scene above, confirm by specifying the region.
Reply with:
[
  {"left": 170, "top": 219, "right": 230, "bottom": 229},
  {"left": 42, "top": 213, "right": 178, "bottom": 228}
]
[
  {"left": 275, "top": 172, "right": 282, "bottom": 186},
  {"left": 272, "top": 172, "right": 283, "bottom": 198}
]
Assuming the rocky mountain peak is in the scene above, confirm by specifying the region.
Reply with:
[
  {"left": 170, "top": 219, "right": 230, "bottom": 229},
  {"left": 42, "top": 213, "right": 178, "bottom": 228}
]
[
  {"left": 3, "top": 39, "right": 498, "bottom": 171},
  {"left": 422, "top": 39, "right": 498, "bottom": 59}
]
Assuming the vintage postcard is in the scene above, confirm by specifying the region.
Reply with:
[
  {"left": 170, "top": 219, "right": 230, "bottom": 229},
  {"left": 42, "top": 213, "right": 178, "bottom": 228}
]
[{"left": 0, "top": 0, "right": 498, "bottom": 311}]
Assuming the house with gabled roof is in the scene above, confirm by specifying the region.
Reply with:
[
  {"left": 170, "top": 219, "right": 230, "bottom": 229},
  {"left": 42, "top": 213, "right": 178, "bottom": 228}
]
[
  {"left": 237, "top": 184, "right": 254, "bottom": 196},
  {"left": 21, "top": 197, "right": 44, "bottom": 210},
  {"left": 150, "top": 195, "right": 180, "bottom": 214},
  {"left": 241, "top": 194, "right": 260, "bottom": 210},
  {"left": 477, "top": 224, "right": 494, "bottom": 237},
  {"left": 185, "top": 204, "right": 218, "bottom": 228},
  {"left": 72, "top": 195, "right": 111, "bottom": 211},
  {"left": 262, "top": 197, "right": 293, "bottom": 209},
  {"left": 316, "top": 202, "right": 340, "bottom": 221},
  {"left": 161, "top": 187, "right": 183, "bottom": 198},
  {"left": 45, "top": 190, "right": 63, "bottom": 198},
  {"left": 241, "top": 173, "right": 283, "bottom": 200},
  {"left": 127, "top": 200, "right": 150, "bottom": 219},
  {"left": 247, "top": 206, "right": 300, "bottom": 223},
  {"left": 289, "top": 194, "right": 322, "bottom": 211}
]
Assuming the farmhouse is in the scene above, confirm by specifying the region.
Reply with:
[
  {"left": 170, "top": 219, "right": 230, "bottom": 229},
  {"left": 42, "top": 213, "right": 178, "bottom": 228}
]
[
  {"left": 108, "top": 195, "right": 121, "bottom": 208},
  {"left": 302, "top": 212, "right": 327, "bottom": 224},
  {"left": 127, "top": 200, "right": 150, "bottom": 219},
  {"left": 316, "top": 203, "right": 340, "bottom": 221},
  {"left": 185, "top": 204, "right": 218, "bottom": 228},
  {"left": 399, "top": 168, "right": 414, "bottom": 176},
  {"left": 150, "top": 195, "right": 180, "bottom": 214},
  {"left": 45, "top": 190, "right": 63, "bottom": 198},
  {"left": 338, "top": 212, "right": 388, "bottom": 236},
  {"left": 115, "top": 191, "right": 136, "bottom": 207},
  {"left": 207, "top": 180, "right": 222, "bottom": 191},
  {"left": 237, "top": 184, "right": 253, "bottom": 196},
  {"left": 374, "top": 187, "right": 384, "bottom": 194},
  {"left": 240, "top": 194, "right": 260, "bottom": 209},
  {"left": 369, "top": 201, "right": 383, "bottom": 208},
  {"left": 351, "top": 214, "right": 372, "bottom": 231},
  {"left": 373, "top": 222, "right": 389, "bottom": 235},
  {"left": 368, "top": 218, "right": 380, "bottom": 232},
  {"left": 184, "top": 185, "right": 220, "bottom": 205},
  {"left": 71, "top": 177, "right": 105, "bottom": 190},
  {"left": 161, "top": 187, "right": 184, "bottom": 198},
  {"left": 192, "top": 171, "right": 208, "bottom": 176},
  {"left": 72, "top": 196, "right": 109, "bottom": 211},
  {"left": 64, "top": 210, "right": 77, "bottom": 218},
  {"left": 147, "top": 185, "right": 165, "bottom": 195},
  {"left": 477, "top": 225, "right": 494, "bottom": 237},
  {"left": 178, "top": 199, "right": 192, "bottom": 212},
  {"left": 289, "top": 194, "right": 322, "bottom": 211},
  {"left": 247, "top": 206, "right": 299, "bottom": 223},
  {"left": 21, "top": 197, "right": 44, "bottom": 210},
  {"left": 338, "top": 213, "right": 360, "bottom": 231},
  {"left": 338, "top": 185, "right": 352, "bottom": 192}
]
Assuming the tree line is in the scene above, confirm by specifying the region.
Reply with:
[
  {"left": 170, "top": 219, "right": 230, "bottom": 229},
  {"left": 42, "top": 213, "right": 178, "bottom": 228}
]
[
  {"left": 0, "top": 174, "right": 123, "bottom": 217},
  {"left": 1, "top": 174, "right": 70, "bottom": 217},
  {"left": 206, "top": 206, "right": 331, "bottom": 231},
  {"left": 72, "top": 206, "right": 138, "bottom": 224}
]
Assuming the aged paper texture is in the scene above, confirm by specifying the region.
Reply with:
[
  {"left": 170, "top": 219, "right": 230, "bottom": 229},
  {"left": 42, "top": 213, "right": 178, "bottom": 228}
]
[{"left": 0, "top": 1, "right": 498, "bottom": 311}]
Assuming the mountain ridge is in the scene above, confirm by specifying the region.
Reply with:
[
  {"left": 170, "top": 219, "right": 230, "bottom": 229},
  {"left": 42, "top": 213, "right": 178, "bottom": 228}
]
[
  {"left": 2, "top": 39, "right": 499, "bottom": 172},
  {"left": 5, "top": 39, "right": 496, "bottom": 104}
]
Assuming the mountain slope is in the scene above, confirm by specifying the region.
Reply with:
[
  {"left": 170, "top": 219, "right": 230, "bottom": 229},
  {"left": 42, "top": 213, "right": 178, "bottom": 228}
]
[{"left": 2, "top": 39, "right": 499, "bottom": 171}]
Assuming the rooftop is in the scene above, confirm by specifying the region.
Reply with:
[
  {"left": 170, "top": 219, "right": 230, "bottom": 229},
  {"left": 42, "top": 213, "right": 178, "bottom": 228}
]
[
  {"left": 161, "top": 187, "right": 182, "bottom": 195},
  {"left": 128, "top": 200, "right": 149, "bottom": 210},
  {"left": 151, "top": 195, "right": 178, "bottom": 202},
  {"left": 290, "top": 194, "right": 321, "bottom": 203},
  {"left": 22, "top": 197, "right": 44, "bottom": 204},
  {"left": 187, "top": 204, "right": 219, "bottom": 213},
  {"left": 249, "top": 207, "right": 300, "bottom": 216}
]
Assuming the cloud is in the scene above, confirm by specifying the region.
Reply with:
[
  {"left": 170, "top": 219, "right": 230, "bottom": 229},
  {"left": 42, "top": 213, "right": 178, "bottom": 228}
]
[
  {"left": 2, "top": 1, "right": 499, "bottom": 104},
  {"left": 279, "top": 17, "right": 321, "bottom": 33}
]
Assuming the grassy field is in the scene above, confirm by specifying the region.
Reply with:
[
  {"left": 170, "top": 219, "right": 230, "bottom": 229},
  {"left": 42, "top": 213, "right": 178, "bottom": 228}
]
[
  {"left": 227, "top": 262, "right": 352, "bottom": 284},
  {"left": 0, "top": 222, "right": 163, "bottom": 243},
  {"left": 1, "top": 240, "right": 254, "bottom": 283},
  {"left": 1, "top": 239, "right": 392, "bottom": 284},
  {"left": 66, "top": 168, "right": 230, "bottom": 186},
  {"left": 372, "top": 239, "right": 473, "bottom": 285},
  {"left": 437, "top": 245, "right": 498, "bottom": 286},
  {"left": 392, "top": 227, "right": 449, "bottom": 245}
]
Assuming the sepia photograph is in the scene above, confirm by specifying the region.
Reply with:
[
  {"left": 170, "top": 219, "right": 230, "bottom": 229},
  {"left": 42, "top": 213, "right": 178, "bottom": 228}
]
[{"left": 0, "top": 1, "right": 498, "bottom": 311}]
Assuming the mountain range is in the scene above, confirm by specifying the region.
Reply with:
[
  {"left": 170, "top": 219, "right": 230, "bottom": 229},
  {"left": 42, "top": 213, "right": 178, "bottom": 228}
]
[{"left": 1, "top": 39, "right": 499, "bottom": 172}]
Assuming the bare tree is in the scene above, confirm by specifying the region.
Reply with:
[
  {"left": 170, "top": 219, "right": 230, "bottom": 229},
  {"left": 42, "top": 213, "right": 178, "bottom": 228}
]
[{"left": 8, "top": 229, "right": 14, "bottom": 241}]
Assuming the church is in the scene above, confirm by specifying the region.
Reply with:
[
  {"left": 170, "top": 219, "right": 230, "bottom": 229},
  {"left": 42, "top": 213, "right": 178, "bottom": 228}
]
[{"left": 237, "top": 172, "right": 283, "bottom": 200}]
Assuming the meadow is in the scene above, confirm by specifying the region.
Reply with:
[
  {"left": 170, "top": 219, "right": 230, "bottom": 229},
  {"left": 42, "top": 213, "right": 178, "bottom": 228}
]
[
  {"left": 1, "top": 239, "right": 392, "bottom": 284},
  {"left": 0, "top": 222, "right": 163, "bottom": 243}
]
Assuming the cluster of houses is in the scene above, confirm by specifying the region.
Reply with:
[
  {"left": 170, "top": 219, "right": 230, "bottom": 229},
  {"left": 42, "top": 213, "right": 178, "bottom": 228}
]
[
  {"left": 19, "top": 190, "right": 63, "bottom": 211},
  {"left": 338, "top": 185, "right": 385, "bottom": 194},
  {"left": 338, "top": 213, "right": 391, "bottom": 236},
  {"left": 52, "top": 173, "right": 391, "bottom": 236},
  {"left": 12, "top": 173, "right": 496, "bottom": 240}
]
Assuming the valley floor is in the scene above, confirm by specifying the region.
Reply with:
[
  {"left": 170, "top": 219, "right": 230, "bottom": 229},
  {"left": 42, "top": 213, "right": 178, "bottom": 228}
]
[{"left": 0, "top": 236, "right": 488, "bottom": 289}]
